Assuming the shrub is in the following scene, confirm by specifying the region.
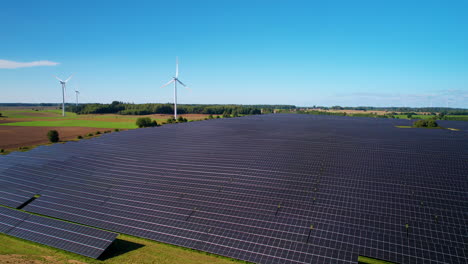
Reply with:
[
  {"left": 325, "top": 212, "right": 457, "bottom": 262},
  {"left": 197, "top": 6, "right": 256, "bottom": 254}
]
[
  {"left": 77, "top": 135, "right": 83, "bottom": 139},
  {"left": 114, "top": 129, "right": 120, "bottom": 132},
  {"left": 222, "top": 112, "right": 230, "bottom": 118},
  {"left": 177, "top": 116, "right": 188, "bottom": 123},
  {"left": 0, "top": 112, "right": 2, "bottom": 117},
  {"left": 47, "top": 130, "right": 59, "bottom": 143},
  {"left": 87, "top": 133, "right": 94, "bottom": 137},
  {"left": 136, "top": 117, "right": 157, "bottom": 128},
  {"left": 166, "top": 118, "right": 175, "bottom": 124},
  {"left": 104, "top": 130, "right": 111, "bottom": 133},
  {"left": 96, "top": 131, "right": 101, "bottom": 135},
  {"left": 413, "top": 119, "right": 439, "bottom": 128},
  {"left": 0, "top": 149, "right": 4, "bottom": 153},
  {"left": 208, "top": 114, "right": 214, "bottom": 119},
  {"left": 426, "top": 119, "right": 438, "bottom": 128}
]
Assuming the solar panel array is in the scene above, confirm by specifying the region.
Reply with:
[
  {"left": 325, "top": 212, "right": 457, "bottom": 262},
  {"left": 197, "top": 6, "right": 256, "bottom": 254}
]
[
  {"left": 0, "top": 114, "right": 466, "bottom": 263},
  {"left": 0, "top": 206, "right": 117, "bottom": 258}
]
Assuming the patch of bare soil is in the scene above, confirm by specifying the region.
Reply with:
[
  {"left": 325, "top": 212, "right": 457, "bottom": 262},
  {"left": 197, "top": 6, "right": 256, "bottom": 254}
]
[{"left": 0, "top": 126, "right": 113, "bottom": 150}]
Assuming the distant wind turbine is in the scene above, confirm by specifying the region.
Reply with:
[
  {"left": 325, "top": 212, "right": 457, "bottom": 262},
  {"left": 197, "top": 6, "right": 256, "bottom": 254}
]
[
  {"left": 161, "top": 57, "right": 190, "bottom": 120},
  {"left": 74, "top": 90, "right": 80, "bottom": 107},
  {"left": 53, "top": 74, "right": 74, "bottom": 116}
]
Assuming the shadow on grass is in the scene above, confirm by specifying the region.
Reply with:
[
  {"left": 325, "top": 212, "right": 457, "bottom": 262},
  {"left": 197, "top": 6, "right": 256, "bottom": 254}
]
[{"left": 99, "top": 238, "right": 145, "bottom": 261}]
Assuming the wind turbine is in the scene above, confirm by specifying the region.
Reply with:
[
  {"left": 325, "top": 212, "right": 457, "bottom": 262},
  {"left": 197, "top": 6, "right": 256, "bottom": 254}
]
[
  {"left": 53, "top": 74, "right": 74, "bottom": 116},
  {"left": 74, "top": 90, "right": 80, "bottom": 107},
  {"left": 161, "top": 57, "right": 189, "bottom": 120}
]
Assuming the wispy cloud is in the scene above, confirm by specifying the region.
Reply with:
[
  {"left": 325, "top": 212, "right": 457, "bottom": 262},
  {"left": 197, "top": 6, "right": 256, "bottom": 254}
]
[{"left": 0, "top": 59, "right": 60, "bottom": 69}]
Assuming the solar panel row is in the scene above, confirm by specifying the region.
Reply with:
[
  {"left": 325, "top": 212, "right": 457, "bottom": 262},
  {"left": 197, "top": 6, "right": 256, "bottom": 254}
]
[
  {"left": 0, "top": 114, "right": 466, "bottom": 263},
  {"left": 0, "top": 206, "right": 117, "bottom": 258}
]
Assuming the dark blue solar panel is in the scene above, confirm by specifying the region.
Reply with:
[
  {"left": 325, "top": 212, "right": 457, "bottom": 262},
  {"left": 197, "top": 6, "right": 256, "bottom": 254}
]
[
  {"left": 1, "top": 114, "right": 466, "bottom": 263},
  {"left": 0, "top": 207, "right": 117, "bottom": 259}
]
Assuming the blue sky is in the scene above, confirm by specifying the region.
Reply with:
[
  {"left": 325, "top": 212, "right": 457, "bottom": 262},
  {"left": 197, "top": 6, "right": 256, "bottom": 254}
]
[{"left": 1, "top": 0, "right": 467, "bottom": 107}]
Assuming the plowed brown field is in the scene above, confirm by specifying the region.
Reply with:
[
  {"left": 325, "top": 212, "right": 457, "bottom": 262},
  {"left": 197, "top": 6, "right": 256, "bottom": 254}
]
[{"left": 0, "top": 126, "right": 114, "bottom": 150}]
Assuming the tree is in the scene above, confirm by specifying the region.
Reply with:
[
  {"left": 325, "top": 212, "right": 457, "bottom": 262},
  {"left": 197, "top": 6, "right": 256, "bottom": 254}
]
[
  {"left": 47, "top": 130, "right": 59, "bottom": 143},
  {"left": 413, "top": 120, "right": 427, "bottom": 128},
  {"left": 426, "top": 119, "right": 438, "bottom": 128},
  {"left": 413, "top": 119, "right": 439, "bottom": 128},
  {"left": 136, "top": 117, "right": 157, "bottom": 128}
]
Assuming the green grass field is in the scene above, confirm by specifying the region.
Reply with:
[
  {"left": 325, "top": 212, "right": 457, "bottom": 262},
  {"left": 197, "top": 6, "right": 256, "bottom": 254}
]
[
  {"left": 0, "top": 110, "right": 212, "bottom": 129},
  {"left": 0, "top": 109, "right": 79, "bottom": 119},
  {"left": 0, "top": 233, "right": 244, "bottom": 264}
]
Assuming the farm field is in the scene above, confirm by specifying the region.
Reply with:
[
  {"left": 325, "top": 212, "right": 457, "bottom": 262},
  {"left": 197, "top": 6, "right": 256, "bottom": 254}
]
[{"left": 0, "top": 109, "right": 215, "bottom": 151}]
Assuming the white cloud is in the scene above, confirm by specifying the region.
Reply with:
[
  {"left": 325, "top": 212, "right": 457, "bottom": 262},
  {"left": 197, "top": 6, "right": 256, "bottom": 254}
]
[{"left": 0, "top": 59, "right": 60, "bottom": 69}]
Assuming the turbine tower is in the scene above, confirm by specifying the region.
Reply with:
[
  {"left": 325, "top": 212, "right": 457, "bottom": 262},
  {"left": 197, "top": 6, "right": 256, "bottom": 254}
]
[
  {"left": 161, "top": 57, "right": 189, "bottom": 120},
  {"left": 74, "top": 90, "right": 80, "bottom": 107},
  {"left": 54, "top": 74, "right": 74, "bottom": 117}
]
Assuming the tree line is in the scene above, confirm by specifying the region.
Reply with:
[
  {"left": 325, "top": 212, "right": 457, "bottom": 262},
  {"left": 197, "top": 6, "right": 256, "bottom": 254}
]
[{"left": 65, "top": 101, "right": 278, "bottom": 115}]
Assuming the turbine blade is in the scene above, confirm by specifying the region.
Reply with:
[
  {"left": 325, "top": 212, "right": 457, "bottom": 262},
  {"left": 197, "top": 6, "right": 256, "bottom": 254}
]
[
  {"left": 176, "top": 79, "right": 186, "bottom": 87},
  {"left": 175, "top": 57, "right": 179, "bottom": 78},
  {"left": 64, "top": 73, "right": 74, "bottom": 82},
  {"left": 54, "top": 75, "right": 63, "bottom": 82},
  {"left": 161, "top": 79, "right": 175, "bottom": 88}
]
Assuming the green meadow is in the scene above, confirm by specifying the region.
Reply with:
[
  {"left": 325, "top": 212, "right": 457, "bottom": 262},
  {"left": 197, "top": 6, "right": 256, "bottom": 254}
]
[{"left": 0, "top": 109, "right": 205, "bottom": 129}]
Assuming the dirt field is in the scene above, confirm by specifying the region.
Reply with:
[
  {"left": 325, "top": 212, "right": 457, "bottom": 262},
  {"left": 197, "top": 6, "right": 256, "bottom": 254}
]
[{"left": 0, "top": 126, "right": 114, "bottom": 150}]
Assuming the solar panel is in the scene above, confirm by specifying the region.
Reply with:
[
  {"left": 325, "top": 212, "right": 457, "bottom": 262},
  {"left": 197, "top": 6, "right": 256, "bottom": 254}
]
[
  {"left": 0, "top": 207, "right": 117, "bottom": 259},
  {"left": 0, "top": 114, "right": 466, "bottom": 263}
]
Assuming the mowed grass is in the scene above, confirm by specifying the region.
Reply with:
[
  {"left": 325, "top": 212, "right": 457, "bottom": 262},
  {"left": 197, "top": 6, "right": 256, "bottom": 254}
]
[{"left": 0, "top": 233, "right": 245, "bottom": 264}]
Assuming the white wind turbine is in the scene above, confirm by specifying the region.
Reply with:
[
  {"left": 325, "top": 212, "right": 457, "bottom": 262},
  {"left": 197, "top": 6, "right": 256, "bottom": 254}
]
[
  {"left": 74, "top": 90, "right": 80, "bottom": 107},
  {"left": 53, "top": 74, "right": 74, "bottom": 116},
  {"left": 161, "top": 57, "right": 189, "bottom": 120}
]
